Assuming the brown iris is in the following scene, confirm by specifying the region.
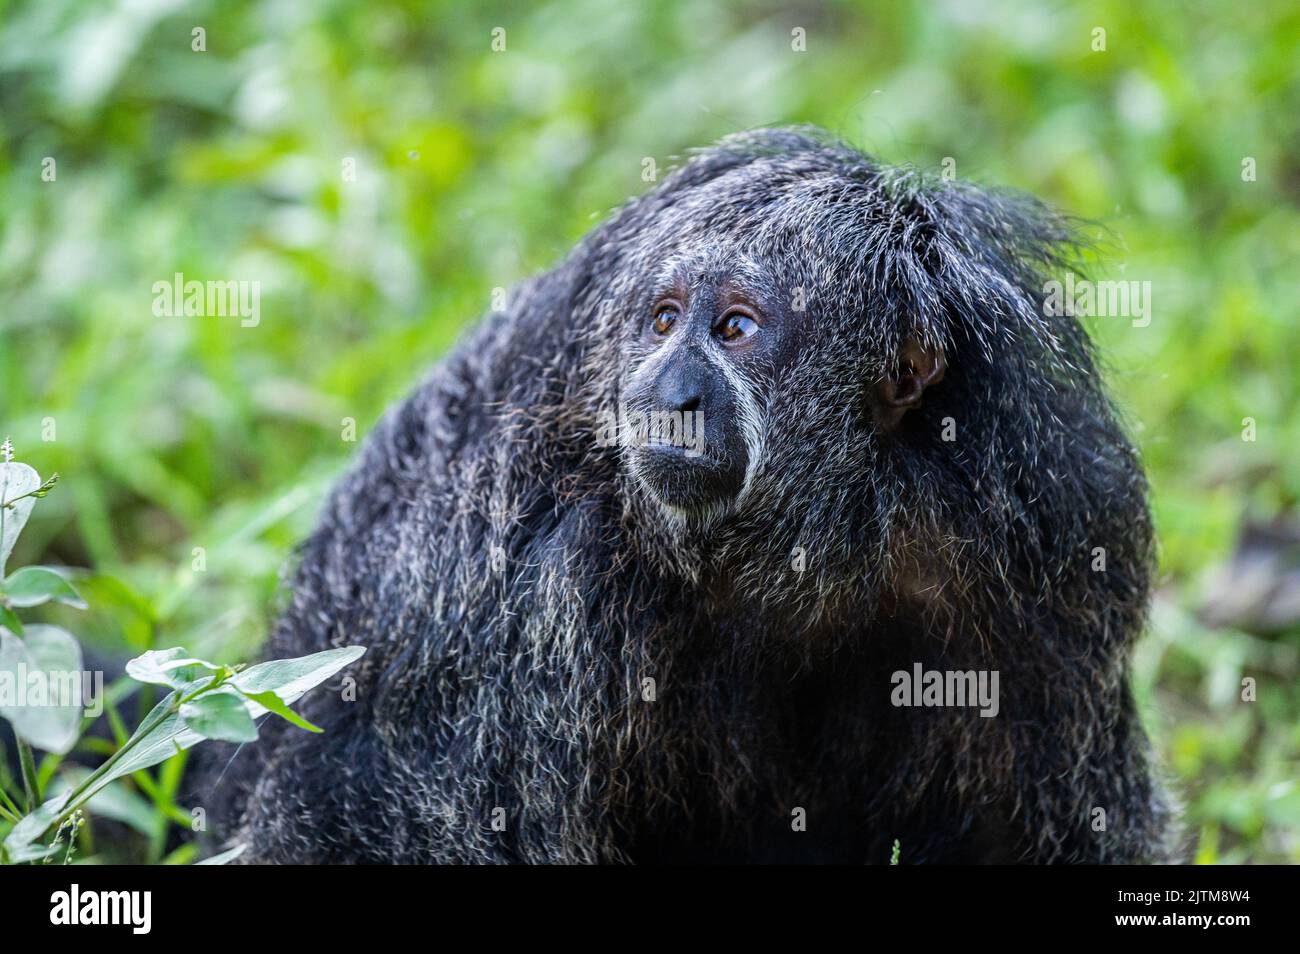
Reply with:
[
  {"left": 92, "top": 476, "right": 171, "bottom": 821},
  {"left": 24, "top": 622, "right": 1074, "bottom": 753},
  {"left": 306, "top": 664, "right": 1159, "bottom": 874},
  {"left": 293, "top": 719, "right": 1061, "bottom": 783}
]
[
  {"left": 652, "top": 306, "right": 679, "bottom": 336},
  {"left": 715, "top": 311, "right": 758, "bottom": 343}
]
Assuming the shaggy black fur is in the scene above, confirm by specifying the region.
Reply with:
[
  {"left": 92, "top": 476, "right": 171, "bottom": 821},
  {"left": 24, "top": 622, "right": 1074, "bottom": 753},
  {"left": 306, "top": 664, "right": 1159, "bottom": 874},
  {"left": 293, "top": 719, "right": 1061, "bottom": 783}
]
[{"left": 205, "top": 127, "right": 1174, "bottom": 864}]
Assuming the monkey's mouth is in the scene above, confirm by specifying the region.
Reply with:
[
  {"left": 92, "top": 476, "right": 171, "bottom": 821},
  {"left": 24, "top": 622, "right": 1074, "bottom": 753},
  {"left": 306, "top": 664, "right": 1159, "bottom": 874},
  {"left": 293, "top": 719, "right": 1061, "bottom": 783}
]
[{"left": 630, "top": 442, "right": 747, "bottom": 513}]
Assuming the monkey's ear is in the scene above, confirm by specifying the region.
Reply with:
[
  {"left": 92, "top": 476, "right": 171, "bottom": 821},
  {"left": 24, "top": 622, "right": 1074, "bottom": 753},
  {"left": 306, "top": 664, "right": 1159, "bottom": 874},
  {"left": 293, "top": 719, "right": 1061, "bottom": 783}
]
[{"left": 873, "top": 336, "right": 946, "bottom": 428}]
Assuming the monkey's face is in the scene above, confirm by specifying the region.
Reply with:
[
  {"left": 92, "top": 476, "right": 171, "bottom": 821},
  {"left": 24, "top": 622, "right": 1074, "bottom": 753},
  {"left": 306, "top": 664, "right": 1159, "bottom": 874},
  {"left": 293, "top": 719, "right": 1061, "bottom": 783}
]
[{"left": 618, "top": 257, "right": 801, "bottom": 518}]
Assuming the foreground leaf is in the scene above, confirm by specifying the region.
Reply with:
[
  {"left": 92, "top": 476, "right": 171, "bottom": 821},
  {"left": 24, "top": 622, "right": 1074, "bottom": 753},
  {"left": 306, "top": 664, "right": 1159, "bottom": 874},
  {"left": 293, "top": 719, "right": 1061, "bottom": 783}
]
[
  {"left": 3, "top": 566, "right": 86, "bottom": 609},
  {"left": 239, "top": 688, "right": 322, "bottom": 732},
  {"left": 180, "top": 689, "right": 258, "bottom": 743},
  {"left": 95, "top": 691, "right": 205, "bottom": 782},
  {"left": 2, "top": 789, "right": 70, "bottom": 860},
  {"left": 0, "top": 625, "right": 85, "bottom": 754},
  {"left": 0, "top": 461, "right": 40, "bottom": 574},
  {"left": 196, "top": 844, "right": 247, "bottom": 865},
  {"left": 125, "top": 647, "right": 222, "bottom": 688},
  {"left": 231, "top": 645, "right": 366, "bottom": 705}
]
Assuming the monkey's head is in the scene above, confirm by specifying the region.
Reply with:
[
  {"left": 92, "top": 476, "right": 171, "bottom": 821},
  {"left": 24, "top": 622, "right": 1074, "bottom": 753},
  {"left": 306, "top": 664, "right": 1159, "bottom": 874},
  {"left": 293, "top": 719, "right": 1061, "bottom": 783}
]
[
  {"left": 575, "top": 128, "right": 1118, "bottom": 621},
  {"left": 616, "top": 244, "right": 946, "bottom": 518}
]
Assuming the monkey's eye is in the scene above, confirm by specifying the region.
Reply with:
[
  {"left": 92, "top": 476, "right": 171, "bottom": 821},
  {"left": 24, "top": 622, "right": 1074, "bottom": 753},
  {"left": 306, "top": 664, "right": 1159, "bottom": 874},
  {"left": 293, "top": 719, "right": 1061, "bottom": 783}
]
[
  {"left": 715, "top": 311, "right": 758, "bottom": 343},
  {"left": 652, "top": 306, "right": 679, "bottom": 337}
]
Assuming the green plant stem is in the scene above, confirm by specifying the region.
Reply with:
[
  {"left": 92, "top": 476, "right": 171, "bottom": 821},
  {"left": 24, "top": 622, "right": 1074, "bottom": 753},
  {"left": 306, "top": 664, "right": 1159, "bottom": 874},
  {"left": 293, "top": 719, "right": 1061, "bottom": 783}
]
[
  {"left": 0, "top": 779, "right": 21, "bottom": 818},
  {"left": 56, "top": 696, "right": 175, "bottom": 815},
  {"left": 16, "top": 738, "right": 39, "bottom": 812}
]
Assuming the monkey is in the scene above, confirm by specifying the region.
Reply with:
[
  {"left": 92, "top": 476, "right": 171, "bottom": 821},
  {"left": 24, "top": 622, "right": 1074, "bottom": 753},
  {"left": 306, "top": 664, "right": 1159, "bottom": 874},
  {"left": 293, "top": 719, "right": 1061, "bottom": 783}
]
[{"left": 204, "top": 126, "right": 1175, "bottom": 864}]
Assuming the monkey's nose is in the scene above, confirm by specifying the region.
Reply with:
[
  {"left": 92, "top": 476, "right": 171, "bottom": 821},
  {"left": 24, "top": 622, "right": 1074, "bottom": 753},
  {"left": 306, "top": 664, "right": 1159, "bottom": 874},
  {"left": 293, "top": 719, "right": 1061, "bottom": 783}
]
[{"left": 654, "top": 365, "right": 704, "bottom": 414}]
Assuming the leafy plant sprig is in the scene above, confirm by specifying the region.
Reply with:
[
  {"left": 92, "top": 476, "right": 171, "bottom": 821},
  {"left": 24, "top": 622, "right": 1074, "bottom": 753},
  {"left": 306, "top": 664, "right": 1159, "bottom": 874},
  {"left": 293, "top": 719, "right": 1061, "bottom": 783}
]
[{"left": 0, "top": 440, "right": 365, "bottom": 864}]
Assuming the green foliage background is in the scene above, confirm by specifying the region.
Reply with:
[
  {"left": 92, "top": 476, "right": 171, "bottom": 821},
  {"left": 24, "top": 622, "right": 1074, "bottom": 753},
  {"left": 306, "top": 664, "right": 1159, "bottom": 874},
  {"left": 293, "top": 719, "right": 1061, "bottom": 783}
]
[{"left": 1, "top": 0, "right": 1297, "bottom": 862}]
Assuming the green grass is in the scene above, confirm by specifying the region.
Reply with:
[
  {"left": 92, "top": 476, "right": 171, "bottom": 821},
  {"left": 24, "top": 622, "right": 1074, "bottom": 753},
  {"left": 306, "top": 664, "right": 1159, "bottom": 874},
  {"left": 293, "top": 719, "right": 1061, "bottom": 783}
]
[{"left": 1, "top": 0, "right": 1297, "bottom": 862}]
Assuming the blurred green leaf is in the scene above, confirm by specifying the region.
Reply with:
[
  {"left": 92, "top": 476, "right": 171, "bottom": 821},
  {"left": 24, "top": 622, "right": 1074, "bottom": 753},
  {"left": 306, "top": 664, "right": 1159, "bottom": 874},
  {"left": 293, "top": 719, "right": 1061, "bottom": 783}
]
[
  {"left": 0, "top": 461, "right": 41, "bottom": 575},
  {"left": 0, "top": 625, "right": 84, "bottom": 755},
  {"left": 3, "top": 566, "right": 86, "bottom": 609}
]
